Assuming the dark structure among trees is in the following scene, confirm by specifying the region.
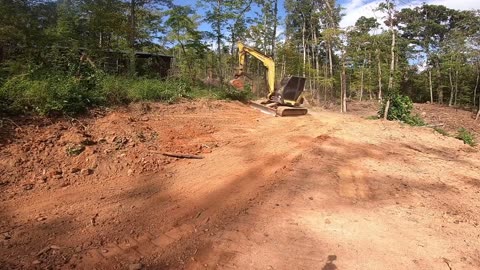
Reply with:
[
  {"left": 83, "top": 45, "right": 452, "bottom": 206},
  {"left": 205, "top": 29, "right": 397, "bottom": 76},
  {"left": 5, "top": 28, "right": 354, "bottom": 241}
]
[{"left": 101, "top": 51, "right": 173, "bottom": 77}]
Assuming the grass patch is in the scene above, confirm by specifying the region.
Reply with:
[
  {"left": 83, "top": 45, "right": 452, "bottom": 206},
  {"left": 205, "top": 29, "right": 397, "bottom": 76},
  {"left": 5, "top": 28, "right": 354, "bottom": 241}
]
[
  {"left": 365, "top": 115, "right": 379, "bottom": 120},
  {"left": 456, "top": 128, "right": 476, "bottom": 146},
  {"left": 433, "top": 127, "right": 449, "bottom": 136}
]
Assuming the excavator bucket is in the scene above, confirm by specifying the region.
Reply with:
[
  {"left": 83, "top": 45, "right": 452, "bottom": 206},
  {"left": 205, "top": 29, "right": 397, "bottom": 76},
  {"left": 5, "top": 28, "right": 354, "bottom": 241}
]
[{"left": 229, "top": 78, "right": 244, "bottom": 90}]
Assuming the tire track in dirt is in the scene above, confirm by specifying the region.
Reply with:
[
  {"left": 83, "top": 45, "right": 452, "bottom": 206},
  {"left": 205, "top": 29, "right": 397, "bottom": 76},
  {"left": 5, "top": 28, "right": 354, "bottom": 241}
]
[{"left": 66, "top": 113, "right": 336, "bottom": 269}]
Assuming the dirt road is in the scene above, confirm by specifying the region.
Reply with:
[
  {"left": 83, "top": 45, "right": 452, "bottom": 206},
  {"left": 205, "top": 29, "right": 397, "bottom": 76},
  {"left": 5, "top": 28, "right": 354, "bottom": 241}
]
[{"left": 1, "top": 101, "right": 480, "bottom": 269}]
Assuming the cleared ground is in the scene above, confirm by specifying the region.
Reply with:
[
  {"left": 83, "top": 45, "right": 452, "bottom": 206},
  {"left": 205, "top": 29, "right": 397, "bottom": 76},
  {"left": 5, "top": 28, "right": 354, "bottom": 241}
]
[{"left": 1, "top": 100, "right": 480, "bottom": 269}]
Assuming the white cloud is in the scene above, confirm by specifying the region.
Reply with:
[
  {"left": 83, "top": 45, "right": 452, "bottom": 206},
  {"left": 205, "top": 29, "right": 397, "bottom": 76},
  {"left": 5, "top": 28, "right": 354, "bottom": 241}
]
[{"left": 340, "top": 0, "right": 480, "bottom": 29}]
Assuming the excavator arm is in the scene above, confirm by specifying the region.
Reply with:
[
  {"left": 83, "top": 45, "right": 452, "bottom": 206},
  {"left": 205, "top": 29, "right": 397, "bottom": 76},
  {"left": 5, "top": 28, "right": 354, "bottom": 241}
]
[{"left": 233, "top": 42, "right": 276, "bottom": 98}]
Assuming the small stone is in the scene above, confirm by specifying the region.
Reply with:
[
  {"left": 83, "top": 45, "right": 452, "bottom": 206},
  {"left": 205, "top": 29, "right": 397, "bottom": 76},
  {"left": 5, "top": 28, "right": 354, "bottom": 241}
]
[
  {"left": 37, "top": 178, "right": 47, "bottom": 184},
  {"left": 37, "top": 217, "right": 47, "bottom": 222},
  {"left": 325, "top": 218, "right": 331, "bottom": 224},
  {"left": 129, "top": 263, "right": 143, "bottom": 270},
  {"left": 127, "top": 169, "right": 134, "bottom": 176},
  {"left": 81, "top": 169, "right": 93, "bottom": 176},
  {"left": 309, "top": 197, "right": 314, "bottom": 200},
  {"left": 71, "top": 168, "right": 81, "bottom": 174},
  {"left": 2, "top": 233, "right": 11, "bottom": 240},
  {"left": 32, "top": 260, "right": 42, "bottom": 265},
  {"left": 24, "top": 184, "right": 34, "bottom": 190},
  {"left": 102, "top": 249, "right": 108, "bottom": 253}
]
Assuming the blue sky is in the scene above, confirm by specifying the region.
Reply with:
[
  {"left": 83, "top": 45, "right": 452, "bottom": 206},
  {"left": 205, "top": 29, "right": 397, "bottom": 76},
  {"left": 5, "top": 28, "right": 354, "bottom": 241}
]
[{"left": 173, "top": 0, "right": 480, "bottom": 33}]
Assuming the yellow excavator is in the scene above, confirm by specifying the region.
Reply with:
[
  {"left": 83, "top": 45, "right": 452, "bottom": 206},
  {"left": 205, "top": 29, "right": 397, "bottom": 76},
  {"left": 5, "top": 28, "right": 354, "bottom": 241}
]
[{"left": 229, "top": 42, "right": 308, "bottom": 116}]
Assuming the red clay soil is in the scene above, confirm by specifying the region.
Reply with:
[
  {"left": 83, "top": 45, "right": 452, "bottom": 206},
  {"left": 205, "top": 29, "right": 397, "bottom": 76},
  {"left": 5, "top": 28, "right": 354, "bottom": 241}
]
[
  {"left": 414, "top": 103, "right": 480, "bottom": 138},
  {"left": 1, "top": 100, "right": 480, "bottom": 270}
]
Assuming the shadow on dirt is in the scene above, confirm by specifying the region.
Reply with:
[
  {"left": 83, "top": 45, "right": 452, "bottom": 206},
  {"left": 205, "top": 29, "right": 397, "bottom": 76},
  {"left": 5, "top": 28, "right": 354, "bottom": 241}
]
[
  {"left": 2, "top": 114, "right": 480, "bottom": 269},
  {"left": 322, "top": 255, "right": 338, "bottom": 270}
]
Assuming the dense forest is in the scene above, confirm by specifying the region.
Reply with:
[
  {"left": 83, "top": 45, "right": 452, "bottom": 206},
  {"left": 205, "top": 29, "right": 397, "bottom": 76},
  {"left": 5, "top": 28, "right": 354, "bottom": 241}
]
[{"left": 1, "top": 0, "right": 479, "bottom": 115}]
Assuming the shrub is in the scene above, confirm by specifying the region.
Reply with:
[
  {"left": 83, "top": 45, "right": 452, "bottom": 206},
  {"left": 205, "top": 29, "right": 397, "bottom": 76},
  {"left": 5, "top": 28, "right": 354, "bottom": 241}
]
[
  {"left": 379, "top": 93, "right": 425, "bottom": 126},
  {"left": 127, "top": 78, "right": 191, "bottom": 103},
  {"left": 98, "top": 76, "right": 131, "bottom": 105},
  {"left": 0, "top": 74, "right": 103, "bottom": 115},
  {"left": 217, "top": 84, "right": 253, "bottom": 102},
  {"left": 456, "top": 128, "right": 476, "bottom": 146}
]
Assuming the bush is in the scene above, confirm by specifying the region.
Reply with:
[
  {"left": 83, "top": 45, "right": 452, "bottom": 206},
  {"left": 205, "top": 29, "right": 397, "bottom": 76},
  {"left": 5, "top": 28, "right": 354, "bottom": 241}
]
[
  {"left": 127, "top": 78, "right": 191, "bottom": 103},
  {"left": 456, "top": 128, "right": 476, "bottom": 146},
  {"left": 379, "top": 93, "right": 425, "bottom": 126},
  {"left": 215, "top": 83, "right": 253, "bottom": 102},
  {"left": 0, "top": 74, "right": 104, "bottom": 115}
]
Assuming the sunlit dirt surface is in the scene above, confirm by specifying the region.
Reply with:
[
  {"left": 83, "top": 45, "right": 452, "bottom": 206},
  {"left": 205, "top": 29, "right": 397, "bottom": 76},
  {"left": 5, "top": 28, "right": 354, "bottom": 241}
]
[{"left": 1, "top": 100, "right": 479, "bottom": 269}]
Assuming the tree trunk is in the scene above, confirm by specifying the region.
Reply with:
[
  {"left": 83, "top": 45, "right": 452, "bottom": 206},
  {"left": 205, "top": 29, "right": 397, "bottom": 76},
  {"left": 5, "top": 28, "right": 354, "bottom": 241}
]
[
  {"left": 448, "top": 68, "right": 454, "bottom": 106},
  {"left": 387, "top": 2, "right": 396, "bottom": 96},
  {"left": 360, "top": 67, "right": 364, "bottom": 101},
  {"left": 301, "top": 17, "right": 306, "bottom": 77},
  {"left": 324, "top": 65, "right": 328, "bottom": 103},
  {"left": 215, "top": 0, "right": 223, "bottom": 87},
  {"left": 341, "top": 67, "right": 347, "bottom": 113},
  {"left": 476, "top": 94, "right": 480, "bottom": 121},
  {"left": 327, "top": 42, "right": 333, "bottom": 77},
  {"left": 271, "top": 0, "right": 278, "bottom": 59},
  {"left": 428, "top": 69, "right": 433, "bottom": 103},
  {"left": 383, "top": 99, "right": 390, "bottom": 120},
  {"left": 376, "top": 48, "right": 382, "bottom": 100},
  {"left": 474, "top": 70, "right": 479, "bottom": 108},
  {"left": 436, "top": 67, "right": 443, "bottom": 104},
  {"left": 129, "top": 0, "right": 136, "bottom": 76},
  {"left": 454, "top": 69, "right": 459, "bottom": 106}
]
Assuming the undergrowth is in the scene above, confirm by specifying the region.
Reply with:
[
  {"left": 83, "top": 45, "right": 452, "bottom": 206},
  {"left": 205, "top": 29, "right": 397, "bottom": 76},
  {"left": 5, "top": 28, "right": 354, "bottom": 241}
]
[
  {"left": 434, "top": 127, "right": 449, "bottom": 136},
  {"left": 0, "top": 73, "right": 245, "bottom": 116},
  {"left": 456, "top": 128, "right": 476, "bottom": 146}
]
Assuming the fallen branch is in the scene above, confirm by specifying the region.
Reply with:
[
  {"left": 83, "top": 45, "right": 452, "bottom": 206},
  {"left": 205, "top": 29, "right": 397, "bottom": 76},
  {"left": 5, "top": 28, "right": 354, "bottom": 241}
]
[
  {"left": 150, "top": 151, "right": 204, "bottom": 159},
  {"left": 426, "top": 123, "right": 445, "bottom": 128},
  {"left": 1, "top": 118, "right": 21, "bottom": 130}
]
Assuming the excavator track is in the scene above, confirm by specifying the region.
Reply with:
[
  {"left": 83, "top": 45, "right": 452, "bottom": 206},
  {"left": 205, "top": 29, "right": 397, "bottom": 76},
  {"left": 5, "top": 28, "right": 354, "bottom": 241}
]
[
  {"left": 248, "top": 101, "right": 308, "bottom": 117},
  {"left": 276, "top": 106, "right": 308, "bottom": 116}
]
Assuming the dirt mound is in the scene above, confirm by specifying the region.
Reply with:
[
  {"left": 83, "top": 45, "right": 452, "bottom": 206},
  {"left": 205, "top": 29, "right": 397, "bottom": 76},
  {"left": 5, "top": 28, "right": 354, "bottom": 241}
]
[
  {"left": 414, "top": 103, "right": 480, "bottom": 137},
  {"left": 0, "top": 101, "right": 241, "bottom": 199}
]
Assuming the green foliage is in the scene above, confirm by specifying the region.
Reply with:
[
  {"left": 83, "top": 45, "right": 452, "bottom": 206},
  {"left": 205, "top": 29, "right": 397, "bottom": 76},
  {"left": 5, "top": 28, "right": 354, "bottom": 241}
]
[
  {"left": 66, "top": 144, "right": 86, "bottom": 156},
  {"left": 456, "top": 128, "right": 476, "bottom": 146},
  {"left": 129, "top": 78, "right": 191, "bottom": 103},
  {"left": 379, "top": 93, "right": 425, "bottom": 126},
  {"left": 0, "top": 72, "right": 246, "bottom": 116},
  {"left": 0, "top": 74, "right": 103, "bottom": 115},
  {"left": 218, "top": 87, "right": 253, "bottom": 102},
  {"left": 434, "top": 127, "right": 449, "bottom": 136},
  {"left": 404, "top": 114, "right": 426, "bottom": 126}
]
